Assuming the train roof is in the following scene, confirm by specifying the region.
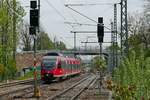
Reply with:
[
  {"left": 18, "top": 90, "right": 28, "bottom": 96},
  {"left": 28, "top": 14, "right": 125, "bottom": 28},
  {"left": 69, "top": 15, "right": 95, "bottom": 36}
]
[
  {"left": 42, "top": 56, "right": 58, "bottom": 60},
  {"left": 44, "top": 52, "right": 63, "bottom": 56},
  {"left": 43, "top": 52, "right": 80, "bottom": 61}
]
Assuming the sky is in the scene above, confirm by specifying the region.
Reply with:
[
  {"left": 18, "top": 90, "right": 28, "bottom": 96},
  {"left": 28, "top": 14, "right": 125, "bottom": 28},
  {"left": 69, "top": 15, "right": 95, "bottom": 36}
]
[{"left": 18, "top": 0, "right": 144, "bottom": 49}]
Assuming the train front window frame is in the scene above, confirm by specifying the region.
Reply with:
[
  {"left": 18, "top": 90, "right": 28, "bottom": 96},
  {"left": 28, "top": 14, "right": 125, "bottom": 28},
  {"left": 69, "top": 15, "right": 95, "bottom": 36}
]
[{"left": 42, "top": 59, "right": 56, "bottom": 70}]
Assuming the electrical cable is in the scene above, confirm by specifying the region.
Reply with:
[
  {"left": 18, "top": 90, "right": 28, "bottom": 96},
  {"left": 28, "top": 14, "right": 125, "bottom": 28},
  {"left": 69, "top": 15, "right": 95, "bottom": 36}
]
[
  {"left": 45, "top": 0, "right": 78, "bottom": 30},
  {"left": 65, "top": 5, "right": 112, "bottom": 31},
  {"left": 66, "top": 8, "right": 79, "bottom": 25},
  {"left": 64, "top": 3, "right": 116, "bottom": 6},
  {"left": 64, "top": 22, "right": 97, "bottom": 26},
  {"left": 45, "top": 0, "right": 66, "bottom": 20},
  {"left": 59, "top": 36, "right": 74, "bottom": 48},
  {"left": 64, "top": 4, "right": 114, "bottom": 27}
]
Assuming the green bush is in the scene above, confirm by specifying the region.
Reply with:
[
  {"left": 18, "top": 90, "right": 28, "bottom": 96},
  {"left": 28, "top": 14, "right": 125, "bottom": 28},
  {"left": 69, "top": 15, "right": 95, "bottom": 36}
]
[
  {"left": 0, "top": 64, "right": 5, "bottom": 81},
  {"left": 112, "top": 49, "right": 150, "bottom": 99}
]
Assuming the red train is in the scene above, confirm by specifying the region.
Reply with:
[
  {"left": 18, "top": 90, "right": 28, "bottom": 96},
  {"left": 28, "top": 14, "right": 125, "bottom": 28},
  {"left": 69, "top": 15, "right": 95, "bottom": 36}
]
[{"left": 41, "top": 52, "right": 81, "bottom": 82}]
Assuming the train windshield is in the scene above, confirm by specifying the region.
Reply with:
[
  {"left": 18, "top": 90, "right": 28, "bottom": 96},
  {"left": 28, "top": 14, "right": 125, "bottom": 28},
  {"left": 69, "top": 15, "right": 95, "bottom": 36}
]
[{"left": 42, "top": 59, "right": 56, "bottom": 70}]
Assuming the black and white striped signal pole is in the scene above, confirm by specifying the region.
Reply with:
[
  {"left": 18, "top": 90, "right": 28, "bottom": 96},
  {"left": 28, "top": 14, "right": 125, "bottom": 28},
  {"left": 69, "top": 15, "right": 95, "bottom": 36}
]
[{"left": 29, "top": 0, "right": 41, "bottom": 97}]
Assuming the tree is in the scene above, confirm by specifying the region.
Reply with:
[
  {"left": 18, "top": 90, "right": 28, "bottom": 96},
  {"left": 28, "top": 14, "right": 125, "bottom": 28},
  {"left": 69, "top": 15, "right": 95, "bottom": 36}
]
[
  {"left": 128, "top": 12, "right": 150, "bottom": 49},
  {"left": 144, "top": 0, "right": 150, "bottom": 16},
  {"left": 92, "top": 56, "right": 106, "bottom": 71},
  {"left": 0, "top": 0, "right": 25, "bottom": 80},
  {"left": 19, "top": 23, "right": 32, "bottom": 51},
  {"left": 55, "top": 41, "right": 66, "bottom": 50},
  {"left": 36, "top": 32, "right": 55, "bottom": 50}
]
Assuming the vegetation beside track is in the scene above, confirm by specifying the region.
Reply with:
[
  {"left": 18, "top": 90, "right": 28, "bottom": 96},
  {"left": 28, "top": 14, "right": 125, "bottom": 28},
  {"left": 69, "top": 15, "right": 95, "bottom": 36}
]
[
  {"left": 16, "top": 66, "right": 41, "bottom": 80},
  {"left": 106, "top": 0, "right": 150, "bottom": 99},
  {"left": 107, "top": 49, "right": 150, "bottom": 99}
]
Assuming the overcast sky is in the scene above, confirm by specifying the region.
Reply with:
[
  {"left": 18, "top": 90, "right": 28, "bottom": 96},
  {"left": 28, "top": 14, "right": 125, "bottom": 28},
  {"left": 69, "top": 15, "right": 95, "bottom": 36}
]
[{"left": 18, "top": 0, "right": 144, "bottom": 49}]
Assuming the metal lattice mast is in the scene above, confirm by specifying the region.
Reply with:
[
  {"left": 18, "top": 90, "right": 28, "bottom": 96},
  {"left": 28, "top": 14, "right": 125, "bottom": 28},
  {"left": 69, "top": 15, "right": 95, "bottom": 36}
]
[
  {"left": 114, "top": 4, "right": 118, "bottom": 67},
  {"left": 111, "top": 22, "right": 115, "bottom": 71},
  {"left": 120, "top": 0, "right": 128, "bottom": 56}
]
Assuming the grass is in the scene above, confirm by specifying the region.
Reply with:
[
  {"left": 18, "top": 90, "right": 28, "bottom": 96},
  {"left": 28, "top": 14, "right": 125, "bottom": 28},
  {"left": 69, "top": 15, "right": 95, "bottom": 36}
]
[
  {"left": 17, "top": 66, "right": 41, "bottom": 80},
  {"left": 17, "top": 71, "right": 34, "bottom": 80}
]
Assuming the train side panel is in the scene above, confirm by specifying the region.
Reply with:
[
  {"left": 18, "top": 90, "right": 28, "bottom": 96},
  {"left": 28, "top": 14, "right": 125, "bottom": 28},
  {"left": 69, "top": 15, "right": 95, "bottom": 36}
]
[{"left": 41, "top": 55, "right": 81, "bottom": 82}]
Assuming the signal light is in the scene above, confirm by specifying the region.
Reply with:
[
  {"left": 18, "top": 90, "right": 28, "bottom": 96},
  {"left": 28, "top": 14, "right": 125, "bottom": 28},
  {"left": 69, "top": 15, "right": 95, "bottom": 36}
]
[
  {"left": 30, "top": 1, "right": 37, "bottom": 9},
  {"left": 97, "top": 17, "right": 104, "bottom": 43},
  {"left": 30, "top": 9, "right": 39, "bottom": 27},
  {"left": 97, "top": 24, "right": 104, "bottom": 37}
]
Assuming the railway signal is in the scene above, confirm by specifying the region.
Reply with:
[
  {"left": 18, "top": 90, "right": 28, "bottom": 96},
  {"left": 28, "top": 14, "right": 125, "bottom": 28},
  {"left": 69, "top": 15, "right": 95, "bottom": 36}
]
[
  {"left": 30, "top": 0, "right": 41, "bottom": 97},
  {"left": 97, "top": 17, "right": 104, "bottom": 93},
  {"left": 30, "top": 0, "right": 39, "bottom": 28},
  {"left": 30, "top": 9, "right": 39, "bottom": 27},
  {"left": 30, "top": 0, "right": 37, "bottom": 9},
  {"left": 97, "top": 17, "right": 104, "bottom": 43}
]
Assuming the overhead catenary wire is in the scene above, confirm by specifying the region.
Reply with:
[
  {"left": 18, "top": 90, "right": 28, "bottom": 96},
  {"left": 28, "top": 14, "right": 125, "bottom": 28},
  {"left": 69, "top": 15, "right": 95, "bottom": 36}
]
[
  {"left": 65, "top": 3, "right": 116, "bottom": 6},
  {"left": 65, "top": 9, "right": 79, "bottom": 25},
  {"left": 64, "top": 22, "right": 97, "bottom": 26},
  {"left": 65, "top": 5, "right": 111, "bottom": 31},
  {"left": 45, "top": 0, "right": 78, "bottom": 30},
  {"left": 45, "top": 0, "right": 66, "bottom": 20},
  {"left": 64, "top": 4, "right": 114, "bottom": 28}
]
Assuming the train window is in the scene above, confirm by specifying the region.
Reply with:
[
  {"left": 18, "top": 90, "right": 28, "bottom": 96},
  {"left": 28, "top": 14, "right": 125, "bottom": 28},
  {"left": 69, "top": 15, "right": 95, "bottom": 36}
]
[
  {"left": 61, "top": 61, "right": 65, "bottom": 69},
  {"left": 58, "top": 63, "right": 61, "bottom": 68},
  {"left": 42, "top": 59, "right": 56, "bottom": 70},
  {"left": 45, "top": 52, "right": 59, "bottom": 56}
]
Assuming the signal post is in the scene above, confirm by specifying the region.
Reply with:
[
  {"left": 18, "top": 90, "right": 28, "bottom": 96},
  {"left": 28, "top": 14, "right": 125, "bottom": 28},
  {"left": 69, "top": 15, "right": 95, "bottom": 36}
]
[
  {"left": 29, "top": 0, "right": 41, "bottom": 97},
  {"left": 97, "top": 17, "right": 104, "bottom": 93}
]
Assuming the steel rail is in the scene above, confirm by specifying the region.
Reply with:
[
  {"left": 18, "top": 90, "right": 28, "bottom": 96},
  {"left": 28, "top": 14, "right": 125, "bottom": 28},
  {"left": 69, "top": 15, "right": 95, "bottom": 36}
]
[
  {"left": 70, "top": 76, "right": 96, "bottom": 100},
  {"left": 12, "top": 85, "right": 49, "bottom": 99},
  {"left": 0, "top": 79, "right": 34, "bottom": 88},
  {"left": 0, "top": 79, "right": 40, "bottom": 97},
  {"left": 0, "top": 85, "right": 33, "bottom": 97},
  {"left": 0, "top": 80, "right": 40, "bottom": 98},
  {"left": 47, "top": 75, "right": 96, "bottom": 100},
  {"left": 13, "top": 74, "right": 88, "bottom": 99},
  {"left": 47, "top": 76, "right": 90, "bottom": 100},
  {"left": 88, "top": 76, "right": 98, "bottom": 89}
]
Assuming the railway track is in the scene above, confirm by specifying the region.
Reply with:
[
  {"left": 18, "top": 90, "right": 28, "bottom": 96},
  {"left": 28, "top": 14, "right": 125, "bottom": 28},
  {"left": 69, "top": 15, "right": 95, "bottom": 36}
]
[
  {"left": 0, "top": 73, "right": 89, "bottom": 100},
  {"left": 47, "top": 75, "right": 97, "bottom": 100},
  {"left": 12, "top": 74, "right": 89, "bottom": 99},
  {"left": 0, "top": 79, "right": 34, "bottom": 88},
  {"left": 0, "top": 73, "right": 98, "bottom": 100},
  {"left": 0, "top": 79, "right": 37, "bottom": 98}
]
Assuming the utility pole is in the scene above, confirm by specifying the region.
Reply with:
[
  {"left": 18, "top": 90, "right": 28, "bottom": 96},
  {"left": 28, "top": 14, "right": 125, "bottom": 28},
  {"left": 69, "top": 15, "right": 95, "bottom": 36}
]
[
  {"left": 120, "top": 0, "right": 128, "bottom": 56},
  {"left": 74, "top": 32, "right": 76, "bottom": 51},
  {"left": 99, "top": 43, "right": 102, "bottom": 56}
]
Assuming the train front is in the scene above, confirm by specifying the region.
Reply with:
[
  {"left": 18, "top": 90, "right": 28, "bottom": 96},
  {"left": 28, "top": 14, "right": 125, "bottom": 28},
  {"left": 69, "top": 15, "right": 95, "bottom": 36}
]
[{"left": 41, "top": 56, "right": 56, "bottom": 82}]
